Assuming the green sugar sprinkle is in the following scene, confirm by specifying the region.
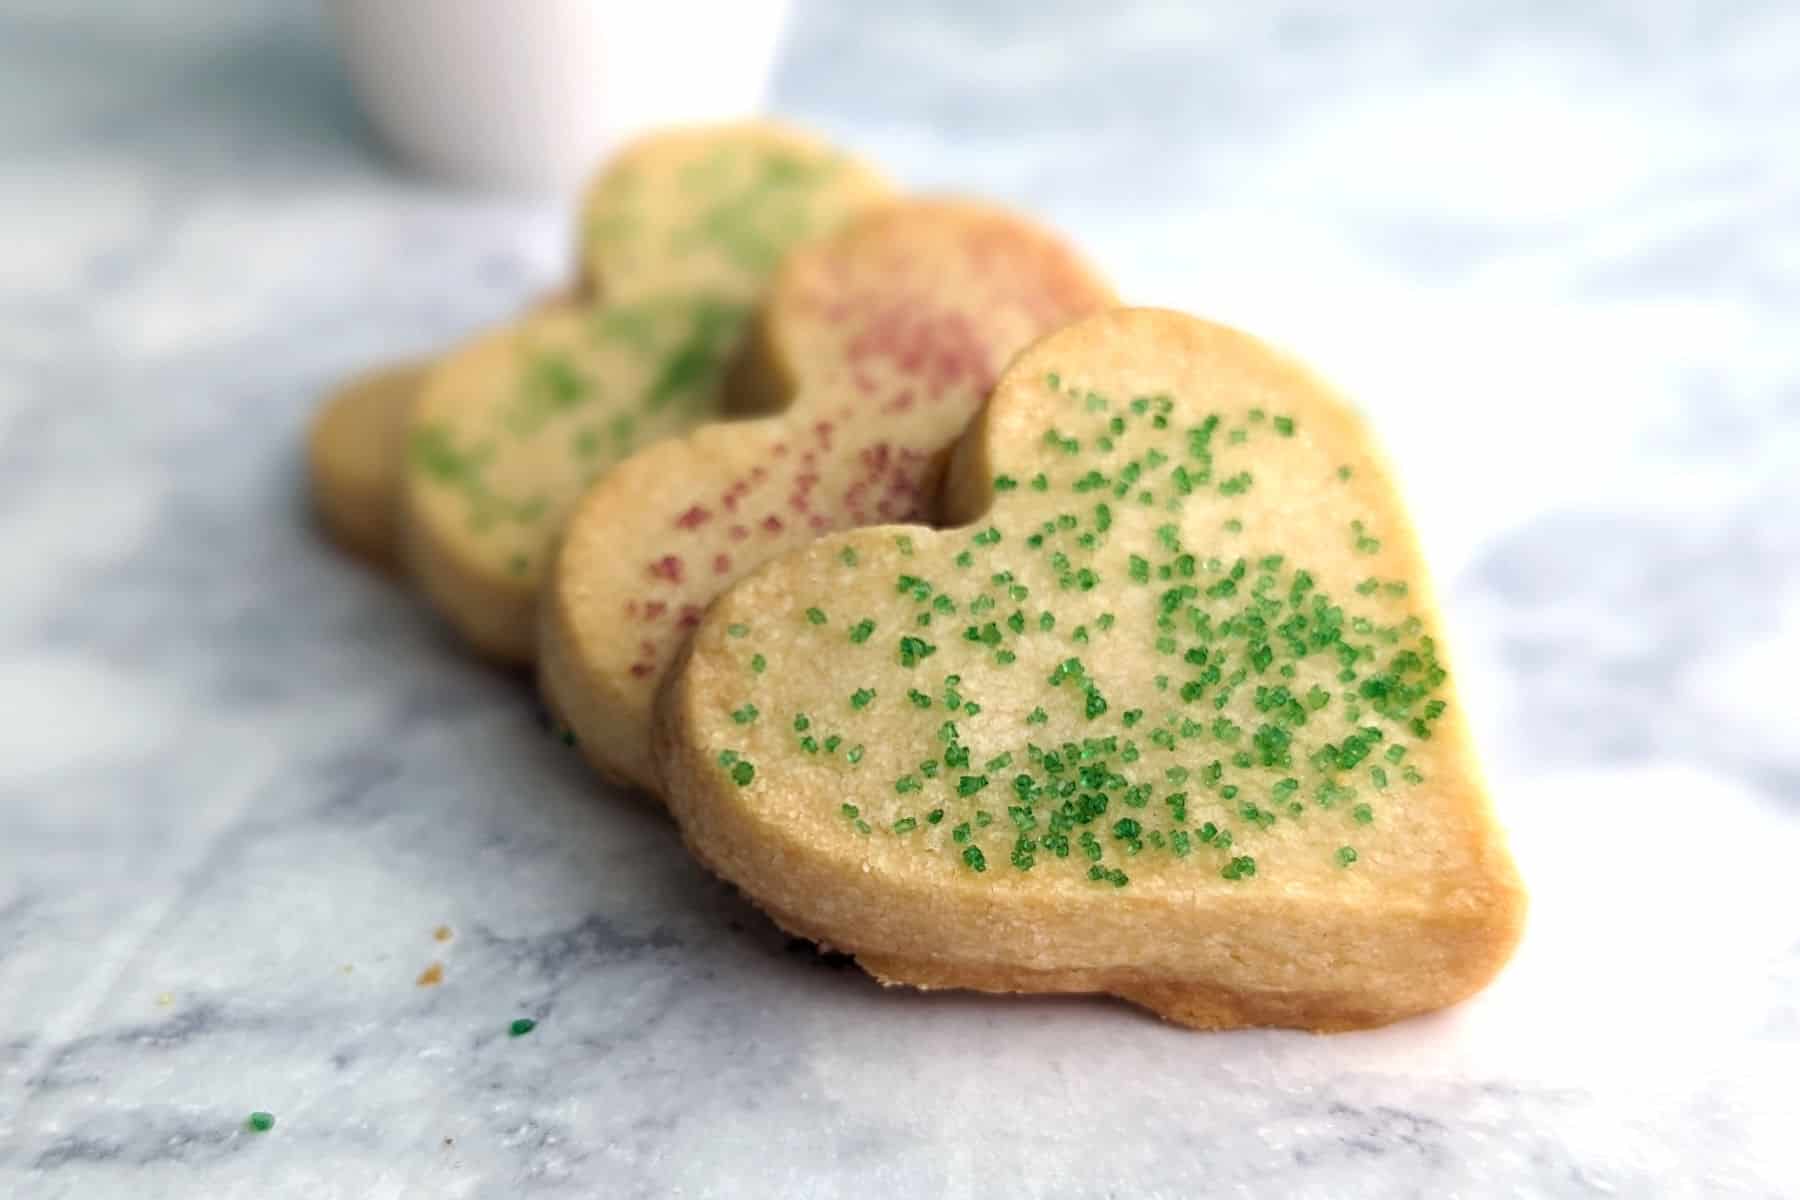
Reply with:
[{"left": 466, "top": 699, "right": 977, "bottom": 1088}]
[
  {"left": 509, "top": 1018, "right": 537, "bottom": 1037},
  {"left": 1221, "top": 856, "right": 1257, "bottom": 881},
  {"left": 805, "top": 607, "right": 828, "bottom": 625},
  {"left": 1336, "top": 846, "right": 1358, "bottom": 867},
  {"left": 898, "top": 636, "right": 936, "bottom": 667},
  {"left": 727, "top": 623, "right": 749, "bottom": 638},
  {"left": 850, "top": 688, "right": 876, "bottom": 710},
  {"left": 730, "top": 761, "right": 755, "bottom": 787},
  {"left": 1350, "top": 520, "right": 1383, "bottom": 555},
  {"left": 246, "top": 1111, "right": 276, "bottom": 1133},
  {"left": 840, "top": 547, "right": 859, "bottom": 566},
  {"left": 730, "top": 704, "right": 758, "bottom": 725},
  {"left": 849, "top": 618, "right": 876, "bottom": 644},
  {"left": 750, "top": 654, "right": 767, "bottom": 674}
]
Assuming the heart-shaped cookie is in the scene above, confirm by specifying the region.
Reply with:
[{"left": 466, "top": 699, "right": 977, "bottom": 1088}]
[
  {"left": 656, "top": 308, "right": 1526, "bottom": 1031},
  {"left": 304, "top": 124, "right": 888, "bottom": 650},
  {"left": 539, "top": 199, "right": 1115, "bottom": 789}
]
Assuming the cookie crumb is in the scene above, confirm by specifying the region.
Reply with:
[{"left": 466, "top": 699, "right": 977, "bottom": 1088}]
[{"left": 417, "top": 962, "right": 444, "bottom": 987}]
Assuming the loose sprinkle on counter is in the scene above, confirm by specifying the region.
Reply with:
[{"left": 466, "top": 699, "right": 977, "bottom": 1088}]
[
  {"left": 509, "top": 1018, "right": 537, "bottom": 1037},
  {"left": 246, "top": 1112, "right": 275, "bottom": 1133}
]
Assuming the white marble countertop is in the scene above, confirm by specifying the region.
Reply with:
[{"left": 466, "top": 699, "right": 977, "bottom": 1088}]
[{"left": 2, "top": 1, "right": 1796, "bottom": 1195}]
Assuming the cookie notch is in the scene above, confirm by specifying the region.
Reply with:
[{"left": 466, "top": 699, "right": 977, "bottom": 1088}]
[
  {"left": 657, "top": 307, "right": 1526, "bottom": 1032},
  {"left": 539, "top": 198, "right": 1116, "bottom": 790}
]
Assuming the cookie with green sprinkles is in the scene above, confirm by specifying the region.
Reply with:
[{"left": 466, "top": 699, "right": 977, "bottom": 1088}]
[
  {"left": 655, "top": 307, "right": 1526, "bottom": 1032},
  {"left": 539, "top": 199, "right": 1115, "bottom": 789},
  {"left": 391, "top": 123, "right": 891, "bottom": 660}
]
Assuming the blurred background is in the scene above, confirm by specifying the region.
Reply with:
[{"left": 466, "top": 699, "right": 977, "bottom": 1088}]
[{"left": 2, "top": 1, "right": 1795, "bottom": 1195}]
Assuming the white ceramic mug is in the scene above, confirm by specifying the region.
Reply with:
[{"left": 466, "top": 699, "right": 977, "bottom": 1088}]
[{"left": 330, "top": 0, "right": 793, "bottom": 194}]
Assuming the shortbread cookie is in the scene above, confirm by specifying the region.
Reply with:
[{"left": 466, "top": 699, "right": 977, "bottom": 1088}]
[
  {"left": 309, "top": 360, "right": 429, "bottom": 565},
  {"left": 540, "top": 199, "right": 1114, "bottom": 789},
  {"left": 401, "top": 124, "right": 892, "bottom": 660},
  {"left": 656, "top": 308, "right": 1526, "bottom": 1031}
]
